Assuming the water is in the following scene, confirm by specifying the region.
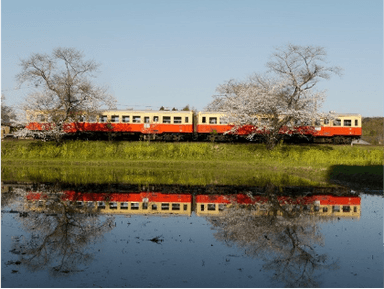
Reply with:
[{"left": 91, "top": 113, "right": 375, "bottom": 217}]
[{"left": 1, "top": 183, "right": 383, "bottom": 287}]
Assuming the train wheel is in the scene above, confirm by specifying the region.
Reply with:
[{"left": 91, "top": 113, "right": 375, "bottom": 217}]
[
  {"left": 207, "top": 135, "right": 216, "bottom": 142},
  {"left": 333, "top": 136, "right": 349, "bottom": 144},
  {"left": 163, "top": 134, "right": 173, "bottom": 142},
  {"left": 192, "top": 133, "right": 199, "bottom": 141},
  {"left": 345, "top": 137, "right": 353, "bottom": 145},
  {"left": 173, "top": 134, "right": 182, "bottom": 142}
]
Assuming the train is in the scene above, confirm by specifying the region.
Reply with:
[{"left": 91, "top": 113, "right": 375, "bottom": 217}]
[
  {"left": 25, "top": 110, "right": 362, "bottom": 144},
  {"left": 25, "top": 190, "right": 361, "bottom": 218}
]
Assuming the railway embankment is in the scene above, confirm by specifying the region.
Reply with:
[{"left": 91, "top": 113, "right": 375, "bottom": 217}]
[{"left": 1, "top": 140, "right": 383, "bottom": 189}]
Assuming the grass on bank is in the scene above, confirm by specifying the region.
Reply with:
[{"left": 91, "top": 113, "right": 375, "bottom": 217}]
[
  {"left": 2, "top": 140, "right": 383, "bottom": 166},
  {"left": 2, "top": 140, "right": 383, "bottom": 188}
]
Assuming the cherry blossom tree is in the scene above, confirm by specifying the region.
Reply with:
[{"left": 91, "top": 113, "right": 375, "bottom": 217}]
[
  {"left": 15, "top": 47, "right": 116, "bottom": 142},
  {"left": 206, "top": 44, "right": 342, "bottom": 150}
]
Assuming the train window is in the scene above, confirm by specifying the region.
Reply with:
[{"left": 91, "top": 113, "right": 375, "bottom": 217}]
[
  {"left": 87, "top": 201, "right": 95, "bottom": 208},
  {"left": 344, "top": 119, "right": 351, "bottom": 127},
  {"left": 342, "top": 206, "right": 350, "bottom": 212},
  {"left": 79, "top": 115, "right": 85, "bottom": 122},
  {"left": 202, "top": 117, "right": 206, "bottom": 123},
  {"left": 163, "top": 116, "right": 171, "bottom": 124},
  {"left": 89, "top": 115, "right": 97, "bottom": 123},
  {"left": 153, "top": 116, "right": 159, "bottom": 122},
  {"left": 174, "top": 117, "right": 182, "bottom": 124},
  {"left": 109, "top": 202, "right": 118, "bottom": 209},
  {"left": 315, "top": 119, "right": 321, "bottom": 126},
  {"left": 200, "top": 204, "right": 205, "bottom": 211},
  {"left": 323, "top": 119, "right": 329, "bottom": 125},
  {"left": 142, "top": 203, "right": 148, "bottom": 209},
  {"left": 76, "top": 201, "right": 84, "bottom": 207},
  {"left": 152, "top": 204, "right": 158, "bottom": 210},
  {"left": 97, "top": 201, "right": 105, "bottom": 208},
  {"left": 122, "top": 116, "right": 130, "bottom": 123},
  {"left": 172, "top": 204, "right": 180, "bottom": 210},
  {"left": 131, "top": 203, "right": 139, "bottom": 210},
  {"left": 37, "top": 114, "right": 45, "bottom": 122},
  {"left": 183, "top": 204, "right": 188, "bottom": 211},
  {"left": 120, "top": 202, "right": 129, "bottom": 209},
  {"left": 261, "top": 118, "right": 269, "bottom": 125},
  {"left": 323, "top": 207, "right": 328, "bottom": 213},
  {"left": 100, "top": 115, "right": 108, "bottom": 123},
  {"left": 355, "top": 119, "right": 358, "bottom": 126},
  {"left": 353, "top": 206, "right": 357, "bottom": 212},
  {"left": 209, "top": 117, "right": 217, "bottom": 124},
  {"left": 333, "top": 119, "right": 341, "bottom": 126},
  {"left": 219, "top": 204, "right": 226, "bottom": 211},
  {"left": 144, "top": 117, "right": 150, "bottom": 123},
  {"left": 314, "top": 206, "right": 320, "bottom": 212},
  {"left": 161, "top": 203, "right": 169, "bottom": 210},
  {"left": 208, "top": 204, "right": 216, "bottom": 211},
  {"left": 332, "top": 205, "right": 340, "bottom": 212},
  {"left": 133, "top": 116, "right": 141, "bottom": 123},
  {"left": 185, "top": 117, "right": 189, "bottom": 123},
  {"left": 111, "top": 115, "right": 119, "bottom": 123}
]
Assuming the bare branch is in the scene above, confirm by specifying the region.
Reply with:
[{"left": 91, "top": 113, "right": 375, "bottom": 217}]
[{"left": 16, "top": 47, "right": 116, "bottom": 142}]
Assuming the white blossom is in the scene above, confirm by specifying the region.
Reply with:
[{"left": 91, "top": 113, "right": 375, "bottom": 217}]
[{"left": 206, "top": 44, "right": 341, "bottom": 149}]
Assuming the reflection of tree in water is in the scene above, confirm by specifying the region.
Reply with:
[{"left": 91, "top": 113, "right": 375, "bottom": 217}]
[
  {"left": 207, "top": 187, "right": 339, "bottom": 287},
  {"left": 10, "top": 188, "right": 114, "bottom": 276}
]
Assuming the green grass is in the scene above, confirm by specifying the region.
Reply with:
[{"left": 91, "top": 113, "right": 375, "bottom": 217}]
[
  {"left": 2, "top": 140, "right": 383, "bottom": 164},
  {"left": 2, "top": 140, "right": 383, "bottom": 188}
]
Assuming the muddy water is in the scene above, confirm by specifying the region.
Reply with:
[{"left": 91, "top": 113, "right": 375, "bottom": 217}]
[{"left": 1, "top": 184, "right": 383, "bottom": 288}]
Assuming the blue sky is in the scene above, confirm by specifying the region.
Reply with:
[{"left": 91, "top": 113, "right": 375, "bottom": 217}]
[{"left": 2, "top": 0, "right": 383, "bottom": 116}]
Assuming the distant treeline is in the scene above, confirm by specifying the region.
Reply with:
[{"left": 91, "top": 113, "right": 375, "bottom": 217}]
[{"left": 362, "top": 117, "right": 384, "bottom": 145}]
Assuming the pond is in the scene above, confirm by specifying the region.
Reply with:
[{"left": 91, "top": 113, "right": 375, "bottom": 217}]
[{"left": 1, "top": 183, "right": 383, "bottom": 288}]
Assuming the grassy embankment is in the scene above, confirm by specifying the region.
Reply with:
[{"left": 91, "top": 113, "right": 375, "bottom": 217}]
[
  {"left": 1, "top": 140, "right": 383, "bottom": 188},
  {"left": 361, "top": 117, "right": 384, "bottom": 145}
]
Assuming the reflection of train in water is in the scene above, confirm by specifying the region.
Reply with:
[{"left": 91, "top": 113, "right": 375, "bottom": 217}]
[
  {"left": 25, "top": 110, "right": 362, "bottom": 144},
  {"left": 26, "top": 191, "right": 361, "bottom": 218}
]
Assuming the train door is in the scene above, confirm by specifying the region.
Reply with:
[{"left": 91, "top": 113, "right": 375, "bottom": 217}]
[{"left": 144, "top": 116, "right": 150, "bottom": 129}]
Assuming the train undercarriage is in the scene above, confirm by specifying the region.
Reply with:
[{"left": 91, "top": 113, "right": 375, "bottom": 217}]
[{"left": 57, "top": 131, "right": 359, "bottom": 145}]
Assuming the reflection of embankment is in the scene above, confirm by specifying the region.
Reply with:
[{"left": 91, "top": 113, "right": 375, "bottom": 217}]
[
  {"left": 9, "top": 185, "right": 361, "bottom": 219},
  {"left": 327, "top": 165, "right": 383, "bottom": 190},
  {"left": 1, "top": 164, "right": 330, "bottom": 187}
]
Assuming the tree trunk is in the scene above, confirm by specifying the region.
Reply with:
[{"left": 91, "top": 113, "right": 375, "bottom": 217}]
[{"left": 265, "top": 135, "right": 280, "bottom": 150}]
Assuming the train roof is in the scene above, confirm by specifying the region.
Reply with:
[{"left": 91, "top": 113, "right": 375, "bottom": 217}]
[
  {"left": 200, "top": 111, "right": 362, "bottom": 117},
  {"left": 331, "top": 113, "right": 361, "bottom": 117},
  {"left": 100, "top": 110, "right": 193, "bottom": 114}
]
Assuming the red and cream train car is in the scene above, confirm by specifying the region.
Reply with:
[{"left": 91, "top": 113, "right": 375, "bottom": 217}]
[
  {"left": 196, "top": 111, "right": 362, "bottom": 144},
  {"left": 26, "top": 110, "right": 362, "bottom": 143}
]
